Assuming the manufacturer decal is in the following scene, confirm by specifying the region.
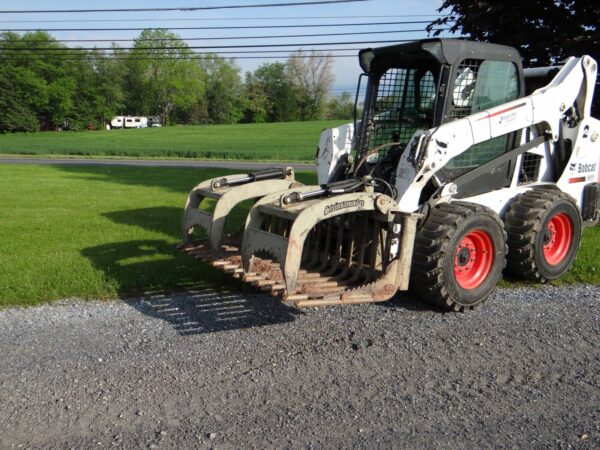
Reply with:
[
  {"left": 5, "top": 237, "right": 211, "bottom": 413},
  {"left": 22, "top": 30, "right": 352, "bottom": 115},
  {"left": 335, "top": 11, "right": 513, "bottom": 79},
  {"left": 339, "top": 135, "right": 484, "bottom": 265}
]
[
  {"left": 568, "top": 162, "right": 597, "bottom": 182},
  {"left": 498, "top": 110, "right": 517, "bottom": 125},
  {"left": 576, "top": 162, "right": 597, "bottom": 174},
  {"left": 324, "top": 199, "right": 365, "bottom": 215}
]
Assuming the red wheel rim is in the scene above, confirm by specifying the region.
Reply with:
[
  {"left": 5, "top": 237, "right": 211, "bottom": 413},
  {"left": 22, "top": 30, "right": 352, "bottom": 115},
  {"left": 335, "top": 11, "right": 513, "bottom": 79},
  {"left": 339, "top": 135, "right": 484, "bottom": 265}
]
[
  {"left": 454, "top": 230, "right": 494, "bottom": 290},
  {"left": 542, "top": 212, "right": 572, "bottom": 265}
]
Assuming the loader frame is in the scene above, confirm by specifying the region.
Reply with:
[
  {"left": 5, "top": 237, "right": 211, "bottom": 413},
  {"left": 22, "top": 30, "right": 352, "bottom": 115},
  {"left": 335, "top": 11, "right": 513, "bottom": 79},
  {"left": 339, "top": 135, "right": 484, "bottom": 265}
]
[{"left": 180, "top": 38, "right": 599, "bottom": 310}]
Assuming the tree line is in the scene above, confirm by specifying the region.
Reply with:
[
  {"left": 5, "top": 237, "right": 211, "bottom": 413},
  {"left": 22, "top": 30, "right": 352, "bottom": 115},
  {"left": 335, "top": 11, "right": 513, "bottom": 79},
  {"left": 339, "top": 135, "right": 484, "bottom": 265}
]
[{"left": 0, "top": 30, "right": 355, "bottom": 132}]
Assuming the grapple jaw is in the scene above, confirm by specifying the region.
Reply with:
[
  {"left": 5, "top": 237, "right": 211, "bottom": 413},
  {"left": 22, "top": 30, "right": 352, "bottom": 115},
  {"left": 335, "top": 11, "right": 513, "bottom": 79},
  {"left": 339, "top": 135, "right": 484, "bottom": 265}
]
[
  {"left": 181, "top": 167, "right": 298, "bottom": 254},
  {"left": 240, "top": 185, "right": 421, "bottom": 307}
]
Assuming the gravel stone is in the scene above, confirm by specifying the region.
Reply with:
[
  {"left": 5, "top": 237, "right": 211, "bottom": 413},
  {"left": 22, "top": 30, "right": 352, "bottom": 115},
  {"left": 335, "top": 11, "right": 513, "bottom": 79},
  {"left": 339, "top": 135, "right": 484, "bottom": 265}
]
[{"left": 0, "top": 285, "right": 598, "bottom": 448}]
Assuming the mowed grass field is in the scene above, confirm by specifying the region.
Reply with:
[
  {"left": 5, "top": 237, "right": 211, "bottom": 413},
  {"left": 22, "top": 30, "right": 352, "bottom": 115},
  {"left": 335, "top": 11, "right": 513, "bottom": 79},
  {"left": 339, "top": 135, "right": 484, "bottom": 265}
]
[
  {"left": 0, "top": 163, "right": 598, "bottom": 307},
  {"left": 0, "top": 120, "right": 347, "bottom": 161}
]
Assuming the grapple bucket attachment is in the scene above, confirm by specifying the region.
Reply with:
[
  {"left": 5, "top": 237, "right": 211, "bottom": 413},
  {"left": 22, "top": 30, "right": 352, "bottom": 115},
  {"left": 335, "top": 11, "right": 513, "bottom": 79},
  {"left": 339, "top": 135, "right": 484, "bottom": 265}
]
[
  {"left": 180, "top": 178, "right": 421, "bottom": 307},
  {"left": 180, "top": 167, "right": 299, "bottom": 256}
]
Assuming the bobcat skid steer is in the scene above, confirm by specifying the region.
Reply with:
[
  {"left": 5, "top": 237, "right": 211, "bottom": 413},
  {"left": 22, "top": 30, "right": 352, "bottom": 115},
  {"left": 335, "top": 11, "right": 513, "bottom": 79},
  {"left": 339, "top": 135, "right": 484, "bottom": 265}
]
[{"left": 180, "top": 39, "right": 600, "bottom": 310}]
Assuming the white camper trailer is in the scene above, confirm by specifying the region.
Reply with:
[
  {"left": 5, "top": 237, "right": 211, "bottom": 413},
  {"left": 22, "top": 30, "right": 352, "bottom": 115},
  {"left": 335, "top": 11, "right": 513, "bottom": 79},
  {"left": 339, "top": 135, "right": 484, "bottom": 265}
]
[{"left": 110, "top": 116, "right": 148, "bottom": 129}]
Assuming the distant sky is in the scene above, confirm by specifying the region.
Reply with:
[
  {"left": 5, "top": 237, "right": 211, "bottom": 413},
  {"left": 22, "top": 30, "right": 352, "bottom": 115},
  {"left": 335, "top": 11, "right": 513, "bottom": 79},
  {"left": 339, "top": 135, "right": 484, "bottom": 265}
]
[{"left": 0, "top": 0, "right": 451, "bottom": 94}]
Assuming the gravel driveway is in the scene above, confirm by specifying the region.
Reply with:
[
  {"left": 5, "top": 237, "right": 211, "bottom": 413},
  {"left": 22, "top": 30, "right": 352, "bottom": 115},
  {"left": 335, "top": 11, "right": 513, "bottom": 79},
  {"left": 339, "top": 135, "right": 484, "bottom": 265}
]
[{"left": 1, "top": 285, "right": 598, "bottom": 449}]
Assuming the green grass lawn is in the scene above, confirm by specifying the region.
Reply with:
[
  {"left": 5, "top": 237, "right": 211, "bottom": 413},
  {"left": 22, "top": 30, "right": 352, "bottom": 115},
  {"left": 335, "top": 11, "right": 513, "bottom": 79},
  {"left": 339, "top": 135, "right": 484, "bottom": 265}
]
[
  {"left": 0, "top": 120, "right": 347, "bottom": 161},
  {"left": 0, "top": 164, "right": 598, "bottom": 307},
  {"left": 0, "top": 164, "right": 318, "bottom": 307}
]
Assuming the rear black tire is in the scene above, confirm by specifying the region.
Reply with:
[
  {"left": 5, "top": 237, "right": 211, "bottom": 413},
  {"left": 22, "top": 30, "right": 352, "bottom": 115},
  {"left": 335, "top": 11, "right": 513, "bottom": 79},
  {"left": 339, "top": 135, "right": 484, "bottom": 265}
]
[
  {"left": 411, "top": 202, "right": 507, "bottom": 311},
  {"left": 504, "top": 188, "right": 582, "bottom": 282}
]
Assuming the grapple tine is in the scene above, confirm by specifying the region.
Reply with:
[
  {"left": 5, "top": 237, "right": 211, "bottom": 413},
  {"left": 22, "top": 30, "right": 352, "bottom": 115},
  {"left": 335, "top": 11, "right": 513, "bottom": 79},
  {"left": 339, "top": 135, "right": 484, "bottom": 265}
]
[
  {"left": 346, "top": 215, "right": 368, "bottom": 285},
  {"left": 188, "top": 248, "right": 211, "bottom": 258},
  {"left": 366, "top": 218, "right": 382, "bottom": 282},
  {"left": 333, "top": 215, "right": 356, "bottom": 281},
  {"left": 323, "top": 217, "right": 344, "bottom": 276},
  {"left": 304, "top": 223, "right": 324, "bottom": 270},
  {"left": 243, "top": 274, "right": 264, "bottom": 282},
  {"left": 314, "top": 220, "right": 334, "bottom": 272},
  {"left": 300, "top": 228, "right": 313, "bottom": 266}
]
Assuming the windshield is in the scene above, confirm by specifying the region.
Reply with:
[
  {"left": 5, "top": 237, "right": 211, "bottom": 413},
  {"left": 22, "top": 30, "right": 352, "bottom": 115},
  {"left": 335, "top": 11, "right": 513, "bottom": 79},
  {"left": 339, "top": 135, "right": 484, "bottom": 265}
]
[{"left": 357, "top": 65, "right": 439, "bottom": 162}]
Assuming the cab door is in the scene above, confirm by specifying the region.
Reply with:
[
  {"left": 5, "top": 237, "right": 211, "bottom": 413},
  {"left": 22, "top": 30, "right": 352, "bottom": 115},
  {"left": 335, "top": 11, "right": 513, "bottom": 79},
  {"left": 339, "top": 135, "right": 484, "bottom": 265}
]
[{"left": 440, "top": 59, "right": 523, "bottom": 196}]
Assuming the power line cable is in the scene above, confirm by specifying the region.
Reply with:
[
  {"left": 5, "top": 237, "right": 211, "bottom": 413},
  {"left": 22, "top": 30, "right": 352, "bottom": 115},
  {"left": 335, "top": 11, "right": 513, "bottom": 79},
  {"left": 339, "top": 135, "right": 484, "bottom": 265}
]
[
  {"left": 0, "top": 54, "right": 362, "bottom": 61},
  {"left": 0, "top": 48, "right": 365, "bottom": 56},
  {"left": 0, "top": 14, "right": 443, "bottom": 24},
  {"left": 0, "top": 1, "right": 369, "bottom": 14},
  {"left": 0, "top": 20, "right": 440, "bottom": 32},
  {"left": 0, "top": 37, "right": 448, "bottom": 52},
  {"left": 0, "top": 38, "right": 435, "bottom": 51},
  {"left": 0, "top": 47, "right": 384, "bottom": 61},
  {"left": 5, "top": 28, "right": 447, "bottom": 44}
]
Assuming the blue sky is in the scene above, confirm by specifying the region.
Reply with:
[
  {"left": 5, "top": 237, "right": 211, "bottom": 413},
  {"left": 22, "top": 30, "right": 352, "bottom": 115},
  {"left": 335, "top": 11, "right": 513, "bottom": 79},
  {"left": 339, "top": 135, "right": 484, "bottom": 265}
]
[{"left": 0, "top": 0, "right": 450, "bottom": 92}]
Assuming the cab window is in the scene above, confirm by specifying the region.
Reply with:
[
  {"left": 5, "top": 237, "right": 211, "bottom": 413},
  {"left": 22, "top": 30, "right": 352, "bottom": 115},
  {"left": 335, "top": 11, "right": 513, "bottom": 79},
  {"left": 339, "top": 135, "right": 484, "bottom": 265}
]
[{"left": 446, "top": 60, "right": 519, "bottom": 170}]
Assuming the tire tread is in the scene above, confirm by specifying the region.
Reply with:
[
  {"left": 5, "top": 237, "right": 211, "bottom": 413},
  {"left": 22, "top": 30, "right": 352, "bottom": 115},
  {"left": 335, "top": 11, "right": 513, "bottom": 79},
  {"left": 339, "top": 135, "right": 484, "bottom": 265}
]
[
  {"left": 504, "top": 188, "right": 580, "bottom": 282},
  {"left": 411, "top": 202, "right": 507, "bottom": 312}
]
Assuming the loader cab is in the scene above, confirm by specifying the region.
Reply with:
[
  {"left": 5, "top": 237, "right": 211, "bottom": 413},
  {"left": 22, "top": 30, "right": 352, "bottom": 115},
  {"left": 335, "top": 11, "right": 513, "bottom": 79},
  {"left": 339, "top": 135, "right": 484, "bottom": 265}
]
[{"left": 355, "top": 39, "right": 524, "bottom": 196}]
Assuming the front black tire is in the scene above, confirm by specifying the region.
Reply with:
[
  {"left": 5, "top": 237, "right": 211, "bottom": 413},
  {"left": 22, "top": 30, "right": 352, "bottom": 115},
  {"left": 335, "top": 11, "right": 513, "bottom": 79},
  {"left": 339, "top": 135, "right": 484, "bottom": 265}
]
[
  {"left": 411, "top": 202, "right": 507, "bottom": 311},
  {"left": 504, "top": 188, "right": 582, "bottom": 282}
]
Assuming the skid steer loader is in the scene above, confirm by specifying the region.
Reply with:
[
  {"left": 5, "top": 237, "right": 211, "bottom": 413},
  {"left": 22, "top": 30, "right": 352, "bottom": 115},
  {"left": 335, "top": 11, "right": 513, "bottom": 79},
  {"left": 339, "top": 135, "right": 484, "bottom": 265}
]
[{"left": 180, "top": 39, "right": 600, "bottom": 310}]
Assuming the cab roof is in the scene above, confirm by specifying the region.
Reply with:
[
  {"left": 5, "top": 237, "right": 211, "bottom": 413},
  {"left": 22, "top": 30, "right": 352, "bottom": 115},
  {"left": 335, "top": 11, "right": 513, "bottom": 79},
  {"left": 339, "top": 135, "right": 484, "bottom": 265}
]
[{"left": 359, "top": 38, "right": 521, "bottom": 74}]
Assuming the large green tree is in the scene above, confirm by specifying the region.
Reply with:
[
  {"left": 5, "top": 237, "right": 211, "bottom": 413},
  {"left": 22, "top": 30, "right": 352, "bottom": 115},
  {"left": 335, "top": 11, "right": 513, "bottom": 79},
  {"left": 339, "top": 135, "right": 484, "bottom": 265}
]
[
  {"left": 197, "top": 55, "right": 245, "bottom": 124},
  {"left": 242, "top": 71, "right": 268, "bottom": 123},
  {"left": 90, "top": 47, "right": 128, "bottom": 125},
  {"left": 242, "top": 62, "right": 299, "bottom": 123},
  {"left": 429, "top": 0, "right": 600, "bottom": 66},
  {"left": 254, "top": 62, "right": 298, "bottom": 122},
  {"left": 0, "top": 32, "right": 132, "bottom": 131},
  {"left": 126, "top": 29, "right": 205, "bottom": 124},
  {"left": 0, "top": 32, "right": 76, "bottom": 130},
  {"left": 0, "top": 66, "right": 42, "bottom": 132}
]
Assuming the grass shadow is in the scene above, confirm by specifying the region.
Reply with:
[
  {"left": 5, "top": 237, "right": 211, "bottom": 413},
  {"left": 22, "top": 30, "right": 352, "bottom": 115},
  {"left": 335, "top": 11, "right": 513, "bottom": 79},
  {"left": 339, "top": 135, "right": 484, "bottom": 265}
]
[
  {"left": 103, "top": 207, "right": 184, "bottom": 237},
  {"left": 80, "top": 239, "right": 216, "bottom": 296}
]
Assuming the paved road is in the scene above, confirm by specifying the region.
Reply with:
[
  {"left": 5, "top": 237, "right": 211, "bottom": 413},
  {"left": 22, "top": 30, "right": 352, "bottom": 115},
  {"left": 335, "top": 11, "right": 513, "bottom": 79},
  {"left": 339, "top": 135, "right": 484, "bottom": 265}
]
[
  {"left": 0, "top": 157, "right": 316, "bottom": 171},
  {"left": 1, "top": 285, "right": 598, "bottom": 448}
]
